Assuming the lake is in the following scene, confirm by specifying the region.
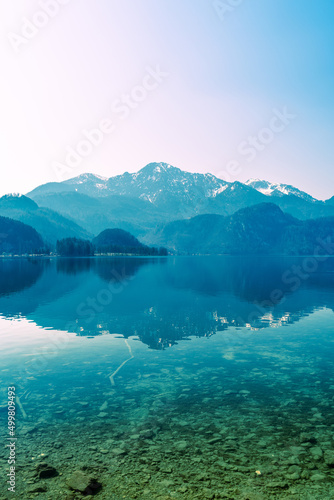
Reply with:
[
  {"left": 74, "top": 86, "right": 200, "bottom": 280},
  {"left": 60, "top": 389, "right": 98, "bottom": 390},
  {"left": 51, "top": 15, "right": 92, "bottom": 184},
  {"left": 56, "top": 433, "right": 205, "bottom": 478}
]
[{"left": 1, "top": 256, "right": 334, "bottom": 499}]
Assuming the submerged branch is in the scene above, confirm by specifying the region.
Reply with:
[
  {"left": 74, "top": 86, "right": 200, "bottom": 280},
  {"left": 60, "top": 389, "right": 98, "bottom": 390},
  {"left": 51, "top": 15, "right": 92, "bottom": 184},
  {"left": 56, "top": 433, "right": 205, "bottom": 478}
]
[
  {"left": 16, "top": 395, "right": 27, "bottom": 419},
  {"left": 109, "top": 339, "right": 134, "bottom": 386}
]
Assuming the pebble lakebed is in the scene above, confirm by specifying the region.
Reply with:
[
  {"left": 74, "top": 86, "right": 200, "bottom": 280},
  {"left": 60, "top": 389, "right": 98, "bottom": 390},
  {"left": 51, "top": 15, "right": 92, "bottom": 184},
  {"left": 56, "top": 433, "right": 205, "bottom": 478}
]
[{"left": 1, "top": 337, "right": 334, "bottom": 500}]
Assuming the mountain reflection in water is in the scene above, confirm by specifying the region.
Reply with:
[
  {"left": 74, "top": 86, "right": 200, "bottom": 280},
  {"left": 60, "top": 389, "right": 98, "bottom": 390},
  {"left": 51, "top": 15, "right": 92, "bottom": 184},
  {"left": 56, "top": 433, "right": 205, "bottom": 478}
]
[{"left": 0, "top": 255, "right": 333, "bottom": 349}]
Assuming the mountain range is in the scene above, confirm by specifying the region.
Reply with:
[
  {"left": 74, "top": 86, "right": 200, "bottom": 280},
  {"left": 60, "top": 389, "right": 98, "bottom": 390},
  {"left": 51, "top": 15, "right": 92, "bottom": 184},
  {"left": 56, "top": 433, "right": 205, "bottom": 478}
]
[
  {"left": 0, "top": 162, "right": 333, "bottom": 254},
  {"left": 143, "top": 203, "right": 334, "bottom": 255},
  {"left": 24, "top": 162, "right": 334, "bottom": 239}
]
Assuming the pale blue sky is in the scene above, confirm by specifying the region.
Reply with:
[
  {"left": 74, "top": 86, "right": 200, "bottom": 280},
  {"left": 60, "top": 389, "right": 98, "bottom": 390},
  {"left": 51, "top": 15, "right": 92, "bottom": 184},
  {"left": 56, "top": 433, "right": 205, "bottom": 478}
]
[{"left": 0, "top": 0, "right": 333, "bottom": 199}]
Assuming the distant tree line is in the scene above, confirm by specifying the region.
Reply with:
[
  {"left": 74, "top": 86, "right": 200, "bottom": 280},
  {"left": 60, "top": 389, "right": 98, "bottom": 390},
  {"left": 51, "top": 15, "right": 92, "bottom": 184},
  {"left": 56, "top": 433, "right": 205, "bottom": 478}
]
[
  {"left": 0, "top": 246, "right": 50, "bottom": 256},
  {"left": 94, "top": 244, "right": 168, "bottom": 256},
  {"left": 56, "top": 237, "right": 168, "bottom": 256},
  {"left": 56, "top": 238, "right": 94, "bottom": 257}
]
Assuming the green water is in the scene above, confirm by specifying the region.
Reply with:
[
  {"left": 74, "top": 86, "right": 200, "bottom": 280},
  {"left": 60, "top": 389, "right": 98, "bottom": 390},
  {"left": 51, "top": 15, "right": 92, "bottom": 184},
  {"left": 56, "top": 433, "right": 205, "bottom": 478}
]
[{"left": 0, "top": 256, "right": 334, "bottom": 499}]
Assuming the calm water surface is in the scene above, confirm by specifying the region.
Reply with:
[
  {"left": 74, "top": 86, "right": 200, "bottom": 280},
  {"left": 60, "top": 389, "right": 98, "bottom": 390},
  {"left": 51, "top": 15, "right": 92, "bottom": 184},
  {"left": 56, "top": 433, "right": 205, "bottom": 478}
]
[{"left": 0, "top": 256, "right": 334, "bottom": 499}]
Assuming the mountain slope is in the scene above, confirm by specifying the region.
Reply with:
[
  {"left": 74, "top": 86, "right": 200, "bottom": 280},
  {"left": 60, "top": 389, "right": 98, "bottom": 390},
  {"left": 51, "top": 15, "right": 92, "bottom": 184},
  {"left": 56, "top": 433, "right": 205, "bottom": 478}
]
[
  {"left": 0, "top": 193, "right": 39, "bottom": 211},
  {"left": 244, "top": 179, "right": 334, "bottom": 219},
  {"left": 0, "top": 216, "right": 45, "bottom": 254},
  {"left": 93, "top": 228, "right": 145, "bottom": 250},
  {"left": 93, "top": 228, "right": 167, "bottom": 255},
  {"left": 106, "top": 163, "right": 228, "bottom": 212},
  {"left": 0, "top": 195, "right": 91, "bottom": 245},
  {"left": 30, "top": 191, "right": 170, "bottom": 237},
  {"left": 28, "top": 163, "right": 230, "bottom": 219},
  {"left": 270, "top": 193, "right": 334, "bottom": 220},
  {"left": 28, "top": 163, "right": 228, "bottom": 202},
  {"left": 144, "top": 203, "right": 334, "bottom": 255},
  {"left": 206, "top": 182, "right": 267, "bottom": 215}
]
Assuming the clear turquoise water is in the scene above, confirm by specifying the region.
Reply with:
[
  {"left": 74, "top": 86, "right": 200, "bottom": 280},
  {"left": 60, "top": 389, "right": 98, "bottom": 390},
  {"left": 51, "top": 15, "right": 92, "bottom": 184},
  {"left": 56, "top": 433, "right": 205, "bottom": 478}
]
[{"left": 0, "top": 256, "right": 334, "bottom": 499}]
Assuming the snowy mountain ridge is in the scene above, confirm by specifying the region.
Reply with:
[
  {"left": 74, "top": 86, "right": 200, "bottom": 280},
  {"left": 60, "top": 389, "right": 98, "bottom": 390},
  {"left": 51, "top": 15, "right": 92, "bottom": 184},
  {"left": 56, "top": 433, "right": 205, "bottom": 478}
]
[
  {"left": 26, "top": 163, "right": 325, "bottom": 214},
  {"left": 245, "top": 179, "right": 317, "bottom": 203}
]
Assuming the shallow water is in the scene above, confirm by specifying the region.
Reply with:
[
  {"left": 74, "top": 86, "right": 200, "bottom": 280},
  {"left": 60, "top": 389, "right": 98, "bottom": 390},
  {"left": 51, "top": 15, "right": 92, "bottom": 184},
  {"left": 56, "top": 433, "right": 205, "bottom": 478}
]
[{"left": 0, "top": 256, "right": 334, "bottom": 499}]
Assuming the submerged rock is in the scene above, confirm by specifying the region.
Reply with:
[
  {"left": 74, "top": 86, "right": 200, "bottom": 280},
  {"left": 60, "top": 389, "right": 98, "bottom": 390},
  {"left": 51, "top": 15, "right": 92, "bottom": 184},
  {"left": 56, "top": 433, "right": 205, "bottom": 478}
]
[
  {"left": 111, "top": 447, "right": 127, "bottom": 456},
  {"left": 97, "top": 412, "right": 108, "bottom": 418},
  {"left": 27, "top": 485, "right": 47, "bottom": 493},
  {"left": 299, "top": 432, "right": 317, "bottom": 444},
  {"left": 266, "top": 481, "right": 289, "bottom": 490},
  {"left": 310, "top": 446, "right": 323, "bottom": 460},
  {"left": 324, "top": 449, "right": 334, "bottom": 466},
  {"left": 287, "top": 465, "right": 301, "bottom": 475},
  {"left": 207, "top": 437, "right": 221, "bottom": 445},
  {"left": 140, "top": 429, "right": 154, "bottom": 439},
  {"left": 66, "top": 470, "right": 101, "bottom": 494},
  {"left": 174, "top": 440, "right": 188, "bottom": 452},
  {"left": 310, "top": 473, "right": 326, "bottom": 481},
  {"left": 36, "top": 463, "right": 58, "bottom": 479}
]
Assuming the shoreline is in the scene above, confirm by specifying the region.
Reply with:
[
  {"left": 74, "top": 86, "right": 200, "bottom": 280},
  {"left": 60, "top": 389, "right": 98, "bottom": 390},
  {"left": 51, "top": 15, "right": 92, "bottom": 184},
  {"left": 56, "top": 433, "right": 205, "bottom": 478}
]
[
  {"left": 0, "top": 253, "right": 169, "bottom": 259},
  {"left": 1, "top": 253, "right": 334, "bottom": 259}
]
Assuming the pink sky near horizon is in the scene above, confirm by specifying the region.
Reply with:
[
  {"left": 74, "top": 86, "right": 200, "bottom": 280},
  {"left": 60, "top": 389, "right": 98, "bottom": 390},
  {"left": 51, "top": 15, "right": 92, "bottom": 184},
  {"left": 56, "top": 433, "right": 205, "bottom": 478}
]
[{"left": 0, "top": 0, "right": 333, "bottom": 200}]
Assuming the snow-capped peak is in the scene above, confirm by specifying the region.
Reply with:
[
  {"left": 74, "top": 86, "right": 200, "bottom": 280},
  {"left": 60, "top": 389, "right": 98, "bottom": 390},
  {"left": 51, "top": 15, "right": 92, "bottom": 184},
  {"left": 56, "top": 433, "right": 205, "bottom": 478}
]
[{"left": 245, "top": 179, "right": 317, "bottom": 202}]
